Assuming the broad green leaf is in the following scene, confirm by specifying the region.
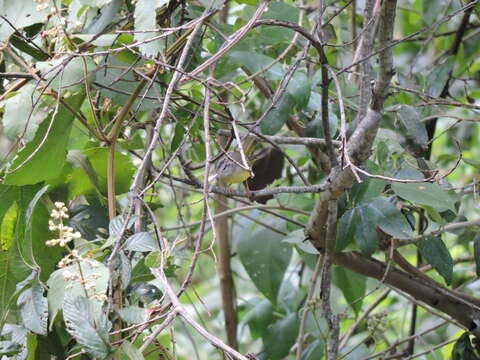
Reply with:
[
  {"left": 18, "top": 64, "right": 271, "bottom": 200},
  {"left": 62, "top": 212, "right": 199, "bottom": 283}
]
[
  {"left": 84, "top": 0, "right": 121, "bottom": 34},
  {"left": 118, "top": 251, "right": 132, "bottom": 289},
  {"left": 366, "top": 198, "right": 412, "bottom": 239},
  {"left": 282, "top": 229, "right": 319, "bottom": 255},
  {"left": 396, "top": 105, "right": 428, "bottom": 152},
  {"left": 170, "top": 123, "right": 185, "bottom": 153},
  {"left": 0, "top": 1, "right": 50, "bottom": 40},
  {"left": 333, "top": 266, "right": 366, "bottom": 315},
  {"left": 452, "top": 332, "right": 480, "bottom": 360},
  {"left": 144, "top": 250, "right": 161, "bottom": 268},
  {"left": 241, "top": 298, "right": 274, "bottom": 340},
  {"left": 229, "top": 51, "right": 284, "bottom": 80},
  {"left": 1, "top": 84, "right": 48, "bottom": 142},
  {"left": 237, "top": 220, "right": 292, "bottom": 304},
  {"left": 263, "top": 313, "right": 300, "bottom": 360},
  {"left": 119, "top": 341, "right": 145, "bottom": 360},
  {"left": 287, "top": 71, "right": 311, "bottom": 109},
  {"left": 83, "top": 147, "right": 135, "bottom": 195},
  {"left": 336, "top": 208, "right": 357, "bottom": 252},
  {"left": 302, "top": 339, "right": 324, "bottom": 360},
  {"left": 24, "top": 186, "right": 63, "bottom": 281},
  {"left": 26, "top": 332, "right": 38, "bottom": 360},
  {"left": 355, "top": 203, "right": 379, "bottom": 256},
  {"left": 304, "top": 112, "right": 338, "bottom": 139},
  {"left": 260, "top": 94, "right": 295, "bottom": 135},
  {"left": 69, "top": 205, "right": 109, "bottom": 241},
  {"left": 124, "top": 232, "right": 159, "bottom": 252},
  {"left": 259, "top": 2, "right": 298, "bottom": 45},
  {"left": 349, "top": 161, "right": 386, "bottom": 204},
  {"left": 417, "top": 235, "right": 453, "bottom": 285},
  {"left": 128, "top": 282, "right": 163, "bottom": 305},
  {"left": 426, "top": 57, "right": 454, "bottom": 97},
  {"left": 9, "top": 34, "right": 49, "bottom": 61},
  {"left": 392, "top": 182, "right": 457, "bottom": 212},
  {"left": 95, "top": 58, "right": 158, "bottom": 109},
  {"left": 117, "top": 306, "right": 148, "bottom": 325},
  {"left": 17, "top": 278, "right": 47, "bottom": 335},
  {"left": 0, "top": 250, "right": 30, "bottom": 330},
  {"left": 63, "top": 295, "right": 112, "bottom": 359},
  {"left": 134, "top": 0, "right": 169, "bottom": 57},
  {"left": 36, "top": 57, "right": 95, "bottom": 92},
  {"left": 278, "top": 280, "right": 305, "bottom": 313},
  {"left": 4, "top": 94, "right": 83, "bottom": 186},
  {"left": 130, "top": 258, "right": 154, "bottom": 284},
  {"left": 47, "top": 259, "right": 109, "bottom": 327},
  {"left": 109, "top": 215, "right": 137, "bottom": 238}
]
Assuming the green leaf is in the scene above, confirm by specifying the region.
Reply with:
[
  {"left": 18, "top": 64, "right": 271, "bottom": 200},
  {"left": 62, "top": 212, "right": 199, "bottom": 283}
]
[
  {"left": 130, "top": 258, "right": 154, "bottom": 284},
  {"left": 0, "top": 1, "right": 50, "bottom": 40},
  {"left": 426, "top": 57, "right": 454, "bottom": 97},
  {"left": 237, "top": 220, "right": 292, "bottom": 304},
  {"left": 63, "top": 295, "right": 112, "bottom": 359},
  {"left": 1, "top": 84, "right": 48, "bottom": 143},
  {"left": 392, "top": 182, "right": 457, "bottom": 212},
  {"left": 119, "top": 341, "right": 145, "bottom": 360},
  {"left": 229, "top": 51, "right": 283, "bottom": 80},
  {"left": 417, "top": 235, "right": 453, "bottom": 285},
  {"left": 117, "top": 306, "right": 148, "bottom": 325},
  {"left": 36, "top": 57, "right": 95, "bottom": 92},
  {"left": 337, "top": 206, "right": 360, "bottom": 252},
  {"left": 144, "top": 250, "right": 161, "bottom": 268},
  {"left": 452, "top": 332, "right": 480, "bottom": 360},
  {"left": 170, "top": 123, "right": 185, "bottom": 153},
  {"left": 260, "top": 94, "right": 295, "bottom": 136},
  {"left": 367, "top": 198, "right": 412, "bottom": 239},
  {"left": 282, "top": 229, "right": 319, "bottom": 255},
  {"left": 241, "top": 298, "right": 274, "bottom": 340},
  {"left": 17, "top": 277, "right": 47, "bottom": 335},
  {"left": 287, "top": 71, "right": 311, "bottom": 109},
  {"left": 114, "top": 251, "right": 132, "bottom": 290},
  {"left": 128, "top": 283, "right": 162, "bottom": 305},
  {"left": 333, "top": 266, "right": 366, "bottom": 315},
  {"left": 396, "top": 105, "right": 428, "bottom": 152},
  {"left": 47, "top": 259, "right": 109, "bottom": 327},
  {"left": 4, "top": 94, "right": 83, "bottom": 186},
  {"left": 301, "top": 339, "right": 324, "bottom": 360},
  {"left": 0, "top": 250, "right": 30, "bottom": 330},
  {"left": 355, "top": 204, "right": 378, "bottom": 256},
  {"left": 263, "top": 313, "right": 300, "bottom": 360},
  {"left": 83, "top": 147, "right": 135, "bottom": 195},
  {"left": 26, "top": 332, "right": 38, "bottom": 360},
  {"left": 69, "top": 205, "right": 109, "bottom": 241},
  {"left": 124, "top": 232, "right": 159, "bottom": 252},
  {"left": 349, "top": 161, "right": 386, "bottom": 204},
  {"left": 134, "top": 0, "right": 170, "bottom": 57},
  {"left": 9, "top": 34, "right": 49, "bottom": 61},
  {"left": 84, "top": 0, "right": 121, "bottom": 34},
  {"left": 259, "top": 2, "right": 298, "bottom": 45}
]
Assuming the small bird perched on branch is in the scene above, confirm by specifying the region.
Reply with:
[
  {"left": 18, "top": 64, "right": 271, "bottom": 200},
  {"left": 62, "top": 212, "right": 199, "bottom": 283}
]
[{"left": 214, "top": 136, "right": 257, "bottom": 185}]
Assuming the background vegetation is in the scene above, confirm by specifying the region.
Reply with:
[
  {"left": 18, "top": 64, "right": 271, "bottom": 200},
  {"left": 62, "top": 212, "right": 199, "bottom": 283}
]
[{"left": 1, "top": 0, "right": 480, "bottom": 359}]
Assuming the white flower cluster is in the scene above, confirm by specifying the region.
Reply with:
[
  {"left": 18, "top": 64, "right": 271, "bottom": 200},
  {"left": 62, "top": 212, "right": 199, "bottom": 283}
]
[
  {"left": 34, "top": 0, "right": 50, "bottom": 12},
  {"left": 46, "top": 202, "right": 81, "bottom": 247}
]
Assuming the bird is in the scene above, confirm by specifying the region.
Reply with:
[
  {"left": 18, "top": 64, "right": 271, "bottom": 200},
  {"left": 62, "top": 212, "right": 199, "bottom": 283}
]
[{"left": 213, "top": 136, "right": 257, "bottom": 185}]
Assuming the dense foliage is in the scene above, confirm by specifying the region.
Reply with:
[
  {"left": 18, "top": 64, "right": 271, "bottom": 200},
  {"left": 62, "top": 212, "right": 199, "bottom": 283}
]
[{"left": 1, "top": 0, "right": 480, "bottom": 359}]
